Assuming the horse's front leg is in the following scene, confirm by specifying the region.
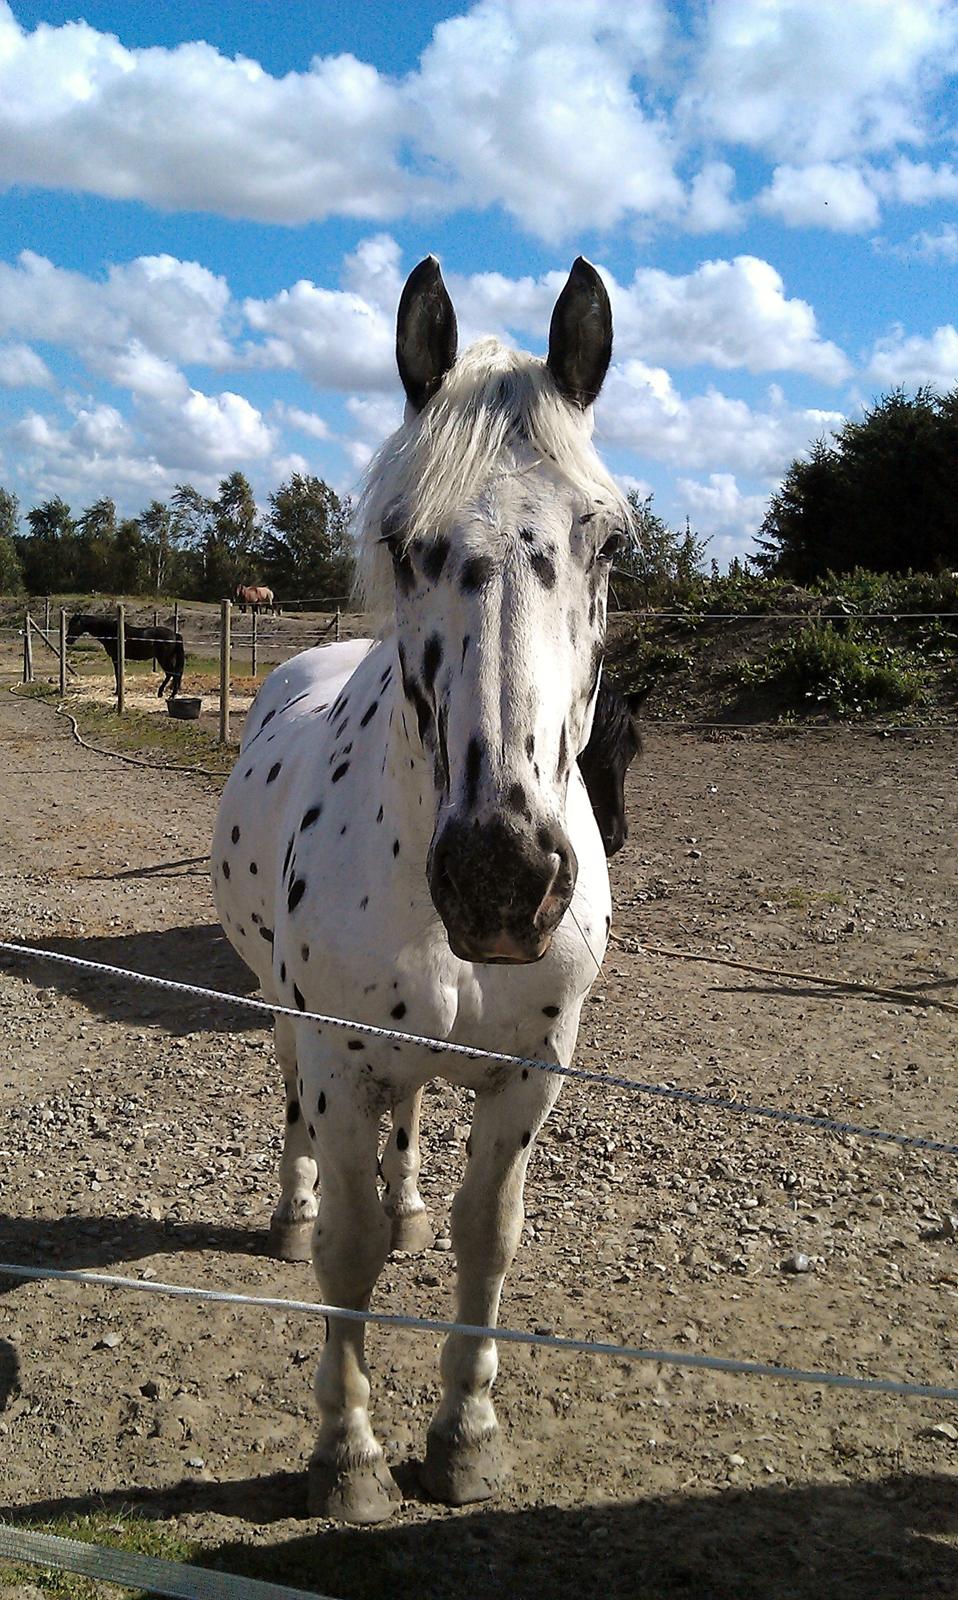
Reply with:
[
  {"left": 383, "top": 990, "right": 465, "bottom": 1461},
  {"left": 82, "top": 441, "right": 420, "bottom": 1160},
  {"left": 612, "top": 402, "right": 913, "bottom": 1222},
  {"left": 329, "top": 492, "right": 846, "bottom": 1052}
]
[
  {"left": 301, "top": 1041, "right": 400, "bottom": 1524},
  {"left": 422, "top": 1062, "right": 563, "bottom": 1506},
  {"left": 268, "top": 1013, "right": 318, "bottom": 1261},
  {"left": 382, "top": 1088, "right": 433, "bottom": 1252}
]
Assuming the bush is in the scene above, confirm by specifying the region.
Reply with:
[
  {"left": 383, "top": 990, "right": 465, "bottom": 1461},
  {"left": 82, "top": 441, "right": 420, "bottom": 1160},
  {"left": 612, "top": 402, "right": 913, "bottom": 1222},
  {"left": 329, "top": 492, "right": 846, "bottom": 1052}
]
[{"left": 736, "top": 624, "right": 924, "bottom": 714}]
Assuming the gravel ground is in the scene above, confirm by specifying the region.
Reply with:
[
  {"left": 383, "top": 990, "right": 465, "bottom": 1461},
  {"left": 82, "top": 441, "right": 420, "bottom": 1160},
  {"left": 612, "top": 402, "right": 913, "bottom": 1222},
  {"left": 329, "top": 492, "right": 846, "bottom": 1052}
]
[{"left": 0, "top": 681, "right": 957, "bottom": 1599}]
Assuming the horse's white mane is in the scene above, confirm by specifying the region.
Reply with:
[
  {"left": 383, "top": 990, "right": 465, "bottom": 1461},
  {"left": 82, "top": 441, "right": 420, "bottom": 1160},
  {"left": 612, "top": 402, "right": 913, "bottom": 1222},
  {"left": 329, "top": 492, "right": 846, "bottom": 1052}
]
[{"left": 353, "top": 338, "right": 626, "bottom": 624}]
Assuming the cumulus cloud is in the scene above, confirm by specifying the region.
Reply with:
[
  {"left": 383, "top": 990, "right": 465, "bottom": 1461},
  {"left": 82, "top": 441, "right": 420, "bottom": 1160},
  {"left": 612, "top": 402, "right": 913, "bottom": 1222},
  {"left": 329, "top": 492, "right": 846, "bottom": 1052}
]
[
  {"left": 598, "top": 361, "right": 843, "bottom": 477},
  {"left": 895, "top": 221, "right": 958, "bottom": 261},
  {"left": 610, "top": 256, "right": 850, "bottom": 380},
  {"left": 0, "top": 340, "right": 53, "bottom": 389},
  {"left": 757, "top": 163, "right": 881, "bottom": 231},
  {"left": 867, "top": 324, "right": 958, "bottom": 389},
  {"left": 676, "top": 472, "right": 769, "bottom": 540},
  {"left": 684, "top": 0, "right": 958, "bottom": 164},
  {"left": 0, "top": 250, "right": 232, "bottom": 366},
  {"left": 243, "top": 278, "right": 394, "bottom": 390}
]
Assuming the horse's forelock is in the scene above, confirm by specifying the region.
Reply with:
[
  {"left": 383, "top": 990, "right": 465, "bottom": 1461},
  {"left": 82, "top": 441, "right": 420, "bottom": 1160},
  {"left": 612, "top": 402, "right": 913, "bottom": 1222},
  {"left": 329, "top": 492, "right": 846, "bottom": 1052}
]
[{"left": 353, "top": 338, "right": 626, "bottom": 625}]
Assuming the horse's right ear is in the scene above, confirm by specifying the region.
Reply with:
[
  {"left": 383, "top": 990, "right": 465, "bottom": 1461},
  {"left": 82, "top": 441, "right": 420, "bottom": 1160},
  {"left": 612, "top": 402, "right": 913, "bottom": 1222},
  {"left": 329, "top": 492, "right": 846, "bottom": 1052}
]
[
  {"left": 547, "top": 256, "right": 613, "bottom": 409},
  {"left": 396, "top": 256, "right": 458, "bottom": 413}
]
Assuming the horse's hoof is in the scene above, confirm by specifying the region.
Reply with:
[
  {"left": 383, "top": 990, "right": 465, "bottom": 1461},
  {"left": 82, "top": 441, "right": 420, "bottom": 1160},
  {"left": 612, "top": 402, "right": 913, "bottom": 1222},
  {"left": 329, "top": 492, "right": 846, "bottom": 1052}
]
[
  {"left": 307, "top": 1453, "right": 402, "bottom": 1524},
  {"left": 420, "top": 1427, "right": 504, "bottom": 1506},
  {"left": 268, "top": 1216, "right": 314, "bottom": 1262},
  {"left": 388, "top": 1209, "right": 435, "bottom": 1254}
]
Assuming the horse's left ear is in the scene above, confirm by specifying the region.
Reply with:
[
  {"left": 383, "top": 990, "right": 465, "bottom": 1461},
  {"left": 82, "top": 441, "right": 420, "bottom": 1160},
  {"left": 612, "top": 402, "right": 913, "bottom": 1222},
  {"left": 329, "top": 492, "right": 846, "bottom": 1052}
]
[
  {"left": 547, "top": 257, "right": 613, "bottom": 409},
  {"left": 396, "top": 256, "right": 458, "bottom": 412},
  {"left": 625, "top": 684, "right": 653, "bottom": 713}
]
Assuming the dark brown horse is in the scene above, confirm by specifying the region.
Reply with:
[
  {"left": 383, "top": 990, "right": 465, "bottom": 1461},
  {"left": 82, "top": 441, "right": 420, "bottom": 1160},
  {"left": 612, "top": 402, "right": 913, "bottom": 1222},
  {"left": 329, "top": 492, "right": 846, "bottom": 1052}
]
[{"left": 66, "top": 613, "right": 184, "bottom": 698}]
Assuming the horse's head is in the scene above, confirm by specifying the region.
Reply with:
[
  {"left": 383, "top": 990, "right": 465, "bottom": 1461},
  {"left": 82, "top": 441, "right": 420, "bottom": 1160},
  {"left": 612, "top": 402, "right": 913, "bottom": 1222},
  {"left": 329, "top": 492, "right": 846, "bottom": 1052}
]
[
  {"left": 359, "top": 256, "right": 627, "bottom": 964},
  {"left": 65, "top": 614, "right": 84, "bottom": 645},
  {"left": 577, "top": 682, "right": 648, "bottom": 857}
]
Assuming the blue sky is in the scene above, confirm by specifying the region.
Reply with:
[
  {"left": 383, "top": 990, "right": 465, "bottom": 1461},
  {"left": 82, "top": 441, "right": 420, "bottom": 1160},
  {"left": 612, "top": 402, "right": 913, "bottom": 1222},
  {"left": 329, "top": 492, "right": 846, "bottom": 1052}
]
[{"left": 0, "top": 0, "right": 956, "bottom": 565}]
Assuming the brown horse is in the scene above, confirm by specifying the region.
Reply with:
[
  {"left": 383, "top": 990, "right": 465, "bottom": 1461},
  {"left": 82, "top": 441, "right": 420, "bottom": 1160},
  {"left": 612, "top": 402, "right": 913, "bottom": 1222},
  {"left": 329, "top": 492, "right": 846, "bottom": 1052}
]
[{"left": 235, "top": 584, "right": 274, "bottom": 614}]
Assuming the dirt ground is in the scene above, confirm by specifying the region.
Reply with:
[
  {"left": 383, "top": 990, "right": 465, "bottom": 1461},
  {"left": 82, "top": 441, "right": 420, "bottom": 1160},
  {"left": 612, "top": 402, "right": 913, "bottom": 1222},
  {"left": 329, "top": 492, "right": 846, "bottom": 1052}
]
[{"left": 0, "top": 679, "right": 957, "bottom": 1599}]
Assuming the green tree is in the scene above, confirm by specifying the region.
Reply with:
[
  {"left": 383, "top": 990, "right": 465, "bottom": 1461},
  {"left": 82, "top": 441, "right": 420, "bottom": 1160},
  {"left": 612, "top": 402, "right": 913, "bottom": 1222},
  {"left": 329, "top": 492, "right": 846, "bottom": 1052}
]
[
  {"left": 74, "top": 496, "right": 119, "bottom": 592},
  {"left": 0, "top": 488, "right": 22, "bottom": 593},
  {"left": 261, "top": 474, "right": 353, "bottom": 603},
  {"left": 757, "top": 387, "right": 958, "bottom": 580},
  {"left": 617, "top": 491, "right": 708, "bottom": 606},
  {"left": 16, "top": 497, "right": 77, "bottom": 593},
  {"left": 138, "top": 498, "right": 194, "bottom": 594}
]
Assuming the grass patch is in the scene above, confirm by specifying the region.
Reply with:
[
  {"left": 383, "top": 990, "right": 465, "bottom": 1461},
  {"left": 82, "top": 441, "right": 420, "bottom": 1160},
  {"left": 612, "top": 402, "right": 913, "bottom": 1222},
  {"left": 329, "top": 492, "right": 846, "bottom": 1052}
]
[
  {"left": 0, "top": 1512, "right": 199, "bottom": 1598},
  {"left": 783, "top": 885, "right": 848, "bottom": 911}
]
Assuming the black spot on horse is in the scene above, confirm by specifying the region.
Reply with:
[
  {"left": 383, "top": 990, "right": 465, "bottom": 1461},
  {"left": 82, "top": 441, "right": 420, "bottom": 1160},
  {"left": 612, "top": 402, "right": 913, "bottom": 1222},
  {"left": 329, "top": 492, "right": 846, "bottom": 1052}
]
[
  {"left": 267, "top": 762, "right": 282, "bottom": 783},
  {"left": 288, "top": 878, "right": 306, "bottom": 912},
  {"left": 518, "top": 525, "right": 535, "bottom": 543},
  {"left": 393, "top": 839, "right": 400, "bottom": 857},
  {"left": 283, "top": 836, "right": 295, "bottom": 876},
  {"left": 230, "top": 825, "right": 240, "bottom": 844},
  {"left": 391, "top": 1001, "right": 406, "bottom": 1020},
  {"left": 376, "top": 805, "right": 384, "bottom": 823},
  {"left": 507, "top": 782, "right": 529, "bottom": 817},
  {"left": 222, "top": 860, "right": 230, "bottom": 879},
  {"left": 396, "top": 1127, "right": 409, "bottom": 1151},
  {"left": 262, "top": 709, "right": 276, "bottom": 728},
  {"left": 331, "top": 762, "right": 350, "bottom": 783},
  {"left": 423, "top": 535, "right": 450, "bottom": 582},
  {"left": 318, "top": 1092, "right": 326, "bottom": 1114},
  {"left": 301, "top": 805, "right": 322, "bottom": 830},
  {"left": 521, "top": 1130, "right": 531, "bottom": 1148},
  {"left": 460, "top": 554, "right": 495, "bottom": 592},
  {"left": 530, "top": 550, "right": 556, "bottom": 588},
  {"left": 293, "top": 984, "right": 305, "bottom": 1011},
  {"left": 301, "top": 943, "right": 310, "bottom": 961},
  {"left": 259, "top": 927, "right": 274, "bottom": 944},
  {"left": 286, "top": 1101, "right": 300, "bottom": 1124},
  {"left": 359, "top": 895, "right": 369, "bottom": 910},
  {"left": 423, "top": 633, "right": 443, "bottom": 691},
  {"left": 360, "top": 700, "right": 379, "bottom": 727},
  {"left": 348, "top": 1039, "right": 365, "bottom": 1051},
  {"left": 249, "top": 861, "right": 258, "bottom": 875},
  {"left": 542, "top": 1004, "right": 560, "bottom": 1018},
  {"left": 461, "top": 635, "right": 470, "bottom": 667},
  {"left": 280, "top": 961, "right": 287, "bottom": 983},
  {"left": 464, "top": 735, "right": 484, "bottom": 809},
  {"left": 525, "top": 733, "right": 535, "bottom": 759},
  {"left": 557, "top": 723, "right": 568, "bottom": 777}
]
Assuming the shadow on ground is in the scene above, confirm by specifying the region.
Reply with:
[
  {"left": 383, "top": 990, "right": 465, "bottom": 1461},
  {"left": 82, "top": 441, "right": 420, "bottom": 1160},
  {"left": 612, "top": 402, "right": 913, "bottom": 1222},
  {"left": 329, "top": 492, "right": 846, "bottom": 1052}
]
[
  {"left": 0, "top": 922, "right": 262, "bottom": 1035},
  {"left": 0, "top": 1209, "right": 274, "bottom": 1413},
  {"left": 2, "top": 1470, "right": 957, "bottom": 1600}
]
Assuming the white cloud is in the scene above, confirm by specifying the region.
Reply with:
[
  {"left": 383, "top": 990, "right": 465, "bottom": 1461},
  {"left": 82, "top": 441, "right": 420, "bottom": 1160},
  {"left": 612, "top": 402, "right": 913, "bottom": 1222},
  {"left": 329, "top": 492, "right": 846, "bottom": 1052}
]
[
  {"left": 0, "top": 340, "right": 53, "bottom": 389},
  {"left": 898, "top": 221, "right": 958, "bottom": 260},
  {"left": 411, "top": 0, "right": 681, "bottom": 239},
  {"left": 676, "top": 472, "right": 769, "bottom": 540},
  {"left": 868, "top": 157, "right": 958, "bottom": 204},
  {"left": 0, "top": 250, "right": 232, "bottom": 366},
  {"left": 684, "top": 0, "right": 958, "bottom": 163},
  {"left": 279, "top": 405, "right": 333, "bottom": 443},
  {"left": 867, "top": 324, "right": 958, "bottom": 389},
  {"left": 139, "top": 388, "right": 276, "bottom": 474},
  {"left": 243, "top": 278, "right": 394, "bottom": 390},
  {"left": 598, "top": 361, "right": 844, "bottom": 477},
  {"left": 611, "top": 256, "right": 850, "bottom": 380},
  {"left": 757, "top": 163, "right": 881, "bottom": 231},
  {"left": 684, "top": 161, "right": 746, "bottom": 233},
  {"left": 342, "top": 394, "right": 405, "bottom": 472}
]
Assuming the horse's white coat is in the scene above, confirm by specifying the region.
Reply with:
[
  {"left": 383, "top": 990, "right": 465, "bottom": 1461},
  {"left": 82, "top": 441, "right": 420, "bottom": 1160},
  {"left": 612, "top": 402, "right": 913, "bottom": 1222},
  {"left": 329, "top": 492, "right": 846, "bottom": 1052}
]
[{"left": 213, "top": 314, "right": 626, "bottom": 1520}]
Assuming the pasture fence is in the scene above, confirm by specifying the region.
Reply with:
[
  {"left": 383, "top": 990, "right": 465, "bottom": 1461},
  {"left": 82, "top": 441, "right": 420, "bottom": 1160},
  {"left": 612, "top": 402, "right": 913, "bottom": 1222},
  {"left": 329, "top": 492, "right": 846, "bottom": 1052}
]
[
  {"left": 4, "top": 596, "right": 957, "bottom": 743},
  {"left": 2, "top": 934, "right": 958, "bottom": 1405}
]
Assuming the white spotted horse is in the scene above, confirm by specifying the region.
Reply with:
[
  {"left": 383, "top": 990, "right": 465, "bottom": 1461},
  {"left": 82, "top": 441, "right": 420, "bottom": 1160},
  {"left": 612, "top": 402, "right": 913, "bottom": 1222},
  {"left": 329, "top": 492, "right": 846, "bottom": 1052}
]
[
  {"left": 241, "top": 642, "right": 644, "bottom": 1277},
  {"left": 213, "top": 255, "right": 629, "bottom": 1523}
]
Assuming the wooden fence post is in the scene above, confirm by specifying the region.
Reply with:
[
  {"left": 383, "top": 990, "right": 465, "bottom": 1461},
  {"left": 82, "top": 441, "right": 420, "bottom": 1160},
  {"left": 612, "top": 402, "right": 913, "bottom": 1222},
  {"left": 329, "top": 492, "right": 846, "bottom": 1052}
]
[
  {"left": 219, "top": 598, "right": 231, "bottom": 745},
  {"left": 251, "top": 607, "right": 258, "bottom": 679},
  {"left": 152, "top": 608, "right": 158, "bottom": 670},
  {"left": 22, "top": 614, "right": 33, "bottom": 684},
  {"left": 173, "top": 601, "right": 180, "bottom": 639},
  {"left": 335, "top": 605, "right": 341, "bottom": 643},
  {"left": 44, "top": 596, "right": 51, "bottom": 634},
  {"left": 59, "top": 608, "right": 67, "bottom": 696},
  {"left": 116, "top": 603, "right": 126, "bottom": 714}
]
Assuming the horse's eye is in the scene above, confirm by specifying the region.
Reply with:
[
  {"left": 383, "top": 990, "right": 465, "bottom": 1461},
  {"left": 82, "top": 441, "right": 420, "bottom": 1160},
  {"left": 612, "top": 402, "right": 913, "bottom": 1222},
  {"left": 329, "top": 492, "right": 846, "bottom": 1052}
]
[{"left": 597, "top": 531, "right": 626, "bottom": 564}]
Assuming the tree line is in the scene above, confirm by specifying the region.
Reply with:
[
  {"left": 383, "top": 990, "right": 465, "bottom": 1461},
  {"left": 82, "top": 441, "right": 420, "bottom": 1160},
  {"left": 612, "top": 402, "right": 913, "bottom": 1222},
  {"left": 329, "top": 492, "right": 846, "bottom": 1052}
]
[
  {"left": 2, "top": 388, "right": 956, "bottom": 602},
  {"left": 0, "top": 469, "right": 354, "bottom": 603}
]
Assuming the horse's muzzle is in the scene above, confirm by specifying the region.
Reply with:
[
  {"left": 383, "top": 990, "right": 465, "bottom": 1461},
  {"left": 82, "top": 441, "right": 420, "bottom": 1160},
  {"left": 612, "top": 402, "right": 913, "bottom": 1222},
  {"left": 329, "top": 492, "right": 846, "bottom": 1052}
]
[{"left": 428, "top": 815, "right": 577, "bottom": 965}]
